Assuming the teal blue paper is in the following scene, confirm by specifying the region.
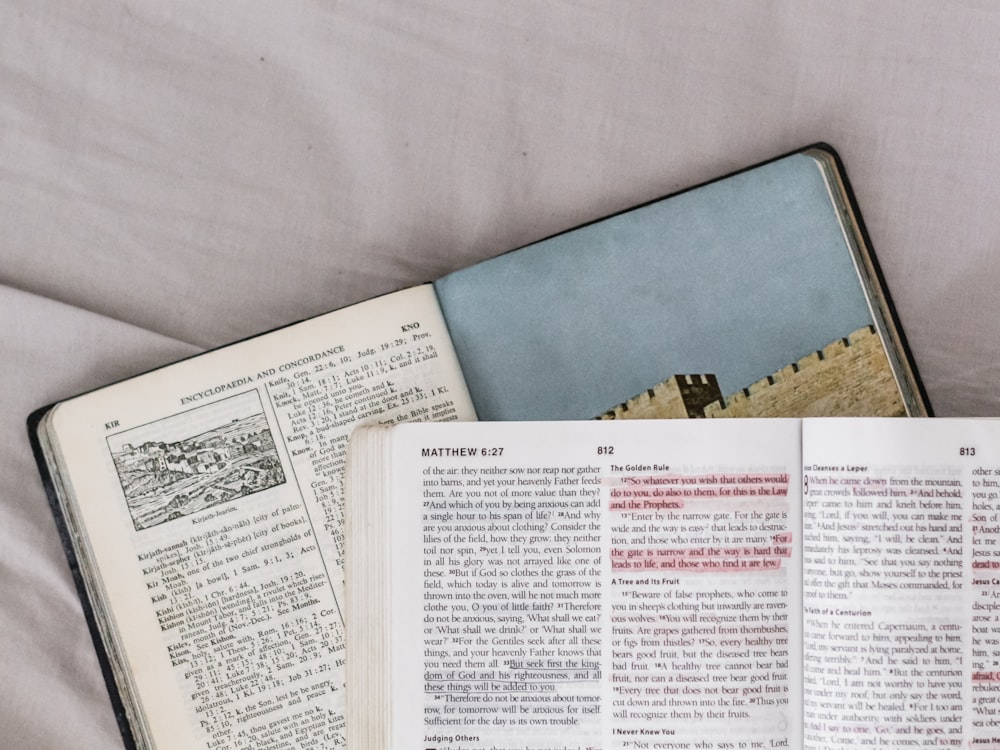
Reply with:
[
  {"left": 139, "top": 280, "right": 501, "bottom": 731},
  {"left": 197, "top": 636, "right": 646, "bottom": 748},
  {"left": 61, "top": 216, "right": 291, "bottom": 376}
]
[{"left": 434, "top": 153, "right": 875, "bottom": 421}]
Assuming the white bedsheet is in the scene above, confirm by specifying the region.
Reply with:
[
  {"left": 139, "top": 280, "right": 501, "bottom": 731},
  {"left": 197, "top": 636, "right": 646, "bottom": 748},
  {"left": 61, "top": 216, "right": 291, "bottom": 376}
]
[{"left": 3, "top": 2, "right": 999, "bottom": 747}]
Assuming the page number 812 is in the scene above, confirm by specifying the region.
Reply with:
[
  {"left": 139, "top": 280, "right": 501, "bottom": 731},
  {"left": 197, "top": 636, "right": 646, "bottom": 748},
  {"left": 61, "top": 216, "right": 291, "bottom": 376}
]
[{"left": 597, "top": 446, "right": 614, "bottom": 455}]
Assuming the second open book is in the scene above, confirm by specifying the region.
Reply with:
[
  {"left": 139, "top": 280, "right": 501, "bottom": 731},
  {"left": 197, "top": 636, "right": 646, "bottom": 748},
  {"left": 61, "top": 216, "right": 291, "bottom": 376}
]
[
  {"left": 28, "top": 145, "right": 929, "bottom": 749},
  {"left": 347, "top": 417, "right": 999, "bottom": 749}
]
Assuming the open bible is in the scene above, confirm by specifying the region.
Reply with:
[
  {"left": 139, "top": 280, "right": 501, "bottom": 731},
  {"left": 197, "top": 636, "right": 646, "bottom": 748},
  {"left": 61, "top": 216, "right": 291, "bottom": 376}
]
[
  {"left": 29, "top": 145, "right": 929, "bottom": 749},
  {"left": 346, "top": 418, "right": 999, "bottom": 749}
]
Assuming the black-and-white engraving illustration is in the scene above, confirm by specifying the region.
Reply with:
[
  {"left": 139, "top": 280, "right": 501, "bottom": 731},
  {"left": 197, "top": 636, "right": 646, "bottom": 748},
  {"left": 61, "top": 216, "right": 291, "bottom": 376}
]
[{"left": 108, "top": 390, "right": 286, "bottom": 530}]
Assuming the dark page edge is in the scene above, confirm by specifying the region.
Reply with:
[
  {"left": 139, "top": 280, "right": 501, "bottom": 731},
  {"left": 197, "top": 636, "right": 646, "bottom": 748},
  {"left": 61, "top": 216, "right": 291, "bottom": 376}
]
[{"left": 26, "top": 404, "right": 140, "bottom": 750}]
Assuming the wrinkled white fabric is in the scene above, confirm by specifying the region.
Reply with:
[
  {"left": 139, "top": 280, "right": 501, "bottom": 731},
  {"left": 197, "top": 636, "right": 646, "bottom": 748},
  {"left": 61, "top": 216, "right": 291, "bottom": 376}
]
[{"left": 3, "top": 2, "right": 999, "bottom": 746}]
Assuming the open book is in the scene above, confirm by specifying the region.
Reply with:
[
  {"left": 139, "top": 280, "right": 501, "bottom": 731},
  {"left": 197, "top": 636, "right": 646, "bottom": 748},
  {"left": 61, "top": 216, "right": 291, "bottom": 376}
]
[
  {"left": 346, "top": 418, "right": 999, "bottom": 749},
  {"left": 28, "top": 145, "right": 928, "bottom": 749}
]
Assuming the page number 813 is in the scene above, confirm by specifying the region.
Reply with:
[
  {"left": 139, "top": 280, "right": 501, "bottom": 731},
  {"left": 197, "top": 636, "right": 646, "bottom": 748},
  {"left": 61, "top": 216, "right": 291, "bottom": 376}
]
[{"left": 960, "top": 446, "right": 976, "bottom": 456}]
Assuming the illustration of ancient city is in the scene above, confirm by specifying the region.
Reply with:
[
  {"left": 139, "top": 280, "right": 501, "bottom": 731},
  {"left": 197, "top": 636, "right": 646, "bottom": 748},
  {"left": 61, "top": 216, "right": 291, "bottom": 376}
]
[{"left": 108, "top": 391, "right": 286, "bottom": 530}]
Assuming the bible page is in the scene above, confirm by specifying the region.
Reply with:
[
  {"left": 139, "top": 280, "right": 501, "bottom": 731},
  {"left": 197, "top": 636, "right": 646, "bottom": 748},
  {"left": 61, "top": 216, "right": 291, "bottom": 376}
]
[
  {"left": 801, "top": 418, "right": 1000, "bottom": 748},
  {"left": 45, "top": 284, "right": 475, "bottom": 749},
  {"left": 379, "top": 418, "right": 803, "bottom": 750}
]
